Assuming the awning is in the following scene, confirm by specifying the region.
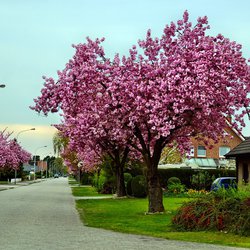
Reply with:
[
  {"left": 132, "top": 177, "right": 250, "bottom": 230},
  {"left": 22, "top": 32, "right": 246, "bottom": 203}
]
[{"left": 187, "top": 158, "right": 217, "bottom": 168}]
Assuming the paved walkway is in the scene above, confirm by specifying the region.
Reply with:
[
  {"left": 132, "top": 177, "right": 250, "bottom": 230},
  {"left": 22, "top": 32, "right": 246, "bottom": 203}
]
[
  {"left": 0, "top": 179, "right": 42, "bottom": 190},
  {"left": 0, "top": 178, "right": 246, "bottom": 250}
]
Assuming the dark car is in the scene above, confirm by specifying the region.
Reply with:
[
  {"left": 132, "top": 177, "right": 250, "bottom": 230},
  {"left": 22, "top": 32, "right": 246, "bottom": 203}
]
[{"left": 210, "top": 177, "right": 237, "bottom": 191}]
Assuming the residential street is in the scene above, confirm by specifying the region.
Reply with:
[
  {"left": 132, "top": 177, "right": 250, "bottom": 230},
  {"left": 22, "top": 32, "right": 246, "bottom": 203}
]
[{"left": 0, "top": 178, "right": 246, "bottom": 250}]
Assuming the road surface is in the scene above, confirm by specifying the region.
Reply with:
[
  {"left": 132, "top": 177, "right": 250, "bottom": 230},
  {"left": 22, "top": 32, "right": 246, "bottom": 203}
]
[{"left": 0, "top": 178, "right": 246, "bottom": 250}]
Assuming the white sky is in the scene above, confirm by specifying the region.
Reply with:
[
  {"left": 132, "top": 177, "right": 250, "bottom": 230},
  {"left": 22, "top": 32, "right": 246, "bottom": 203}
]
[{"left": 1, "top": 0, "right": 250, "bottom": 158}]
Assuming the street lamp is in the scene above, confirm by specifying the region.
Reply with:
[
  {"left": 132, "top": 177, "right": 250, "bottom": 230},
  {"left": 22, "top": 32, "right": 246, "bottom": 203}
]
[
  {"left": 33, "top": 145, "right": 47, "bottom": 180},
  {"left": 16, "top": 128, "right": 36, "bottom": 142},
  {"left": 77, "top": 161, "right": 83, "bottom": 186},
  {"left": 13, "top": 128, "right": 36, "bottom": 184}
]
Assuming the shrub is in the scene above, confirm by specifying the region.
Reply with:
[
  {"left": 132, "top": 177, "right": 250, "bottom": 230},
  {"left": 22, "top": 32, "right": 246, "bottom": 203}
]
[
  {"left": 92, "top": 170, "right": 107, "bottom": 193},
  {"left": 186, "top": 189, "right": 209, "bottom": 198},
  {"left": 172, "top": 190, "right": 250, "bottom": 236},
  {"left": 191, "top": 171, "right": 212, "bottom": 190},
  {"left": 167, "top": 177, "right": 181, "bottom": 186},
  {"left": 131, "top": 175, "right": 147, "bottom": 198},
  {"left": 158, "top": 168, "right": 236, "bottom": 189},
  {"left": 166, "top": 177, "right": 185, "bottom": 195},
  {"left": 126, "top": 178, "right": 133, "bottom": 196},
  {"left": 81, "top": 172, "right": 93, "bottom": 185},
  {"left": 124, "top": 172, "right": 132, "bottom": 187},
  {"left": 167, "top": 183, "right": 186, "bottom": 194}
]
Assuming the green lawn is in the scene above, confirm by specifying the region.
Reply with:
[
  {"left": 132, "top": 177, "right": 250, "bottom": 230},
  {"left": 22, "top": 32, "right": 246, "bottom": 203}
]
[
  {"left": 72, "top": 186, "right": 112, "bottom": 197},
  {"left": 76, "top": 197, "right": 250, "bottom": 248},
  {"left": 68, "top": 178, "right": 79, "bottom": 185},
  {"left": 0, "top": 181, "right": 8, "bottom": 184}
]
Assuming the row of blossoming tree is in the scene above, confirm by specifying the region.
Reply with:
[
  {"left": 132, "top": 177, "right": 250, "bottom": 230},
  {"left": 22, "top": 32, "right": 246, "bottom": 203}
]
[
  {"left": 0, "top": 130, "right": 31, "bottom": 174},
  {"left": 31, "top": 11, "right": 250, "bottom": 213}
]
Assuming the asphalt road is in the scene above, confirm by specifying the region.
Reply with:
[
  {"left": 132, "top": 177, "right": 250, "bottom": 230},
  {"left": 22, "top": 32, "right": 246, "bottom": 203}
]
[{"left": 0, "top": 178, "right": 246, "bottom": 250}]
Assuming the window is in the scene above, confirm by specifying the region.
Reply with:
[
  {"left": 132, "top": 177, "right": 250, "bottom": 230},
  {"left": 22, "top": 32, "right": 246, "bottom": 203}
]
[
  {"left": 219, "top": 146, "right": 230, "bottom": 157},
  {"left": 197, "top": 146, "right": 206, "bottom": 157},
  {"left": 187, "top": 146, "right": 194, "bottom": 157}
]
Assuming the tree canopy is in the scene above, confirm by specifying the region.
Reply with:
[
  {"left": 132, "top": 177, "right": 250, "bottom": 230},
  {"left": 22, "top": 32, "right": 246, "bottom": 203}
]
[
  {"left": 31, "top": 11, "right": 250, "bottom": 212},
  {"left": 0, "top": 130, "right": 31, "bottom": 169}
]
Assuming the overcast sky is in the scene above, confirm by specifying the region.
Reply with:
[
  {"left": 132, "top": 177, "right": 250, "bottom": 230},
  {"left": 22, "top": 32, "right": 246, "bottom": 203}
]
[{"left": 1, "top": 0, "right": 250, "bottom": 158}]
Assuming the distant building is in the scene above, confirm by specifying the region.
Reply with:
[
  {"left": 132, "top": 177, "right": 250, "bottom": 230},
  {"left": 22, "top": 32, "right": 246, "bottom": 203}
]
[
  {"left": 23, "top": 163, "right": 34, "bottom": 172},
  {"left": 37, "top": 161, "right": 47, "bottom": 172},
  {"left": 23, "top": 161, "right": 47, "bottom": 173}
]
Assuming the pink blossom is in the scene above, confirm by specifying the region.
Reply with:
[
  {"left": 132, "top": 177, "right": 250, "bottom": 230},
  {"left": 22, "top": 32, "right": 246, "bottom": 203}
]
[{"left": 31, "top": 11, "right": 250, "bottom": 212}]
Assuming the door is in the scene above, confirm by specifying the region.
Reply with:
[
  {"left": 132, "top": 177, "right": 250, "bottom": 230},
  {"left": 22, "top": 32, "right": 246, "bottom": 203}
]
[{"left": 243, "top": 163, "right": 249, "bottom": 184}]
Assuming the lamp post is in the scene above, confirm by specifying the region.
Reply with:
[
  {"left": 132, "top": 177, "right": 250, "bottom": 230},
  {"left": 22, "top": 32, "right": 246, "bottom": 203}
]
[
  {"left": 77, "top": 162, "right": 83, "bottom": 186},
  {"left": 33, "top": 145, "right": 47, "bottom": 180},
  {"left": 14, "top": 128, "right": 36, "bottom": 184},
  {"left": 16, "top": 128, "right": 35, "bottom": 142}
]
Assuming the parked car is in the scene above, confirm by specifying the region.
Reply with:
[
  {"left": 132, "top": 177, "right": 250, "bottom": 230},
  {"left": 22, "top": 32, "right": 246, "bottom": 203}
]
[
  {"left": 54, "top": 174, "right": 59, "bottom": 178},
  {"left": 210, "top": 177, "right": 237, "bottom": 191}
]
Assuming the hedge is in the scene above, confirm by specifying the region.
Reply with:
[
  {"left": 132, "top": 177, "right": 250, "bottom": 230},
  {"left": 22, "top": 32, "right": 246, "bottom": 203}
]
[{"left": 158, "top": 168, "right": 236, "bottom": 190}]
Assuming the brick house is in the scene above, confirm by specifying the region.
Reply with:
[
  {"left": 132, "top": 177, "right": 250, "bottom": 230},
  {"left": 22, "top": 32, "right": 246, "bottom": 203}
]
[
  {"left": 37, "top": 160, "right": 47, "bottom": 172},
  {"left": 186, "top": 121, "right": 245, "bottom": 169}
]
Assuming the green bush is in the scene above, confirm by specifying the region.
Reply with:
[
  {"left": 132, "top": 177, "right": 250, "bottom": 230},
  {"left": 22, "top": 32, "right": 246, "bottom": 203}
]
[
  {"left": 92, "top": 170, "right": 107, "bottom": 193},
  {"left": 91, "top": 156, "right": 117, "bottom": 194},
  {"left": 124, "top": 172, "right": 132, "bottom": 186},
  {"left": 191, "top": 171, "right": 214, "bottom": 190},
  {"left": 126, "top": 178, "right": 133, "bottom": 196},
  {"left": 131, "top": 175, "right": 147, "bottom": 198},
  {"left": 158, "top": 168, "right": 236, "bottom": 190},
  {"left": 167, "top": 177, "right": 181, "bottom": 186},
  {"left": 167, "top": 183, "right": 186, "bottom": 194},
  {"left": 172, "top": 189, "right": 250, "bottom": 236},
  {"left": 166, "top": 177, "right": 185, "bottom": 195},
  {"left": 80, "top": 172, "right": 93, "bottom": 185}
]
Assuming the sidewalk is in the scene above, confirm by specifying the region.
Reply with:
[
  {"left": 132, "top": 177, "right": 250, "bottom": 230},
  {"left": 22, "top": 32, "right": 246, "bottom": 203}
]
[
  {"left": 74, "top": 195, "right": 113, "bottom": 200},
  {"left": 0, "top": 179, "right": 43, "bottom": 191}
]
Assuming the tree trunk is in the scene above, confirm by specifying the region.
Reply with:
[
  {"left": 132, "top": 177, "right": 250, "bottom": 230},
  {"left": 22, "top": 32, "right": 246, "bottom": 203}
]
[
  {"left": 146, "top": 164, "right": 164, "bottom": 213},
  {"left": 115, "top": 162, "right": 127, "bottom": 197},
  {"left": 113, "top": 148, "right": 129, "bottom": 197},
  {"left": 133, "top": 126, "right": 165, "bottom": 212},
  {"left": 145, "top": 138, "right": 165, "bottom": 213}
]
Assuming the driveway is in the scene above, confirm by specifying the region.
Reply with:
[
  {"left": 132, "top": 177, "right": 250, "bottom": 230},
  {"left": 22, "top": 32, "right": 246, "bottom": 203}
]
[{"left": 0, "top": 178, "right": 246, "bottom": 250}]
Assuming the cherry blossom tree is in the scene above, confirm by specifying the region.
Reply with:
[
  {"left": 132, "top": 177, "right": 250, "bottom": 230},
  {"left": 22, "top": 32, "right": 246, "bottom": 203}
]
[
  {"left": 0, "top": 130, "right": 31, "bottom": 170},
  {"left": 56, "top": 116, "right": 130, "bottom": 197},
  {"left": 32, "top": 11, "right": 250, "bottom": 212}
]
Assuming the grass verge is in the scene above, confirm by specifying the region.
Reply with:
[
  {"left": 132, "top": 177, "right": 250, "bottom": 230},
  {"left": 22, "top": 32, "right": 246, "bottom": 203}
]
[
  {"left": 68, "top": 178, "right": 79, "bottom": 185},
  {"left": 0, "top": 181, "right": 8, "bottom": 184},
  {"left": 76, "top": 197, "right": 250, "bottom": 248},
  {"left": 72, "top": 186, "right": 112, "bottom": 197}
]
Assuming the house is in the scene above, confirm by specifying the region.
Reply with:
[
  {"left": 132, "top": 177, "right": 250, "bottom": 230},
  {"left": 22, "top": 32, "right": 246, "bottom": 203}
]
[
  {"left": 37, "top": 160, "right": 47, "bottom": 172},
  {"left": 23, "top": 163, "right": 34, "bottom": 172},
  {"left": 225, "top": 137, "right": 250, "bottom": 184},
  {"left": 186, "top": 121, "right": 245, "bottom": 169}
]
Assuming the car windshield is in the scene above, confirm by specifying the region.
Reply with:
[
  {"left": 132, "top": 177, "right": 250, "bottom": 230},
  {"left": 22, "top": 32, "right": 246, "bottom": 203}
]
[
  {"left": 213, "top": 178, "right": 220, "bottom": 185},
  {"left": 221, "top": 179, "right": 234, "bottom": 184}
]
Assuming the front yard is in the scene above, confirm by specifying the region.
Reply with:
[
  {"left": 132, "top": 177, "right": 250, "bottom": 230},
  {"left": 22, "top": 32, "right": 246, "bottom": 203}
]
[{"left": 73, "top": 186, "right": 250, "bottom": 248}]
